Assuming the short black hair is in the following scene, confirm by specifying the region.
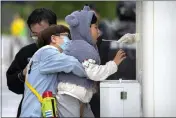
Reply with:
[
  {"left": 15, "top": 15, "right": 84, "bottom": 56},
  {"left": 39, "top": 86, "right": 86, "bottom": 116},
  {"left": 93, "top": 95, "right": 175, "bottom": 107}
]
[
  {"left": 91, "top": 13, "right": 97, "bottom": 25},
  {"left": 27, "top": 8, "right": 57, "bottom": 29}
]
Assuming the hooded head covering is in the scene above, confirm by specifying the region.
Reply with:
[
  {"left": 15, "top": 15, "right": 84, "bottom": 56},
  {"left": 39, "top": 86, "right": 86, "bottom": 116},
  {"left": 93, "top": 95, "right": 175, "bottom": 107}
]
[
  {"left": 64, "top": 5, "right": 100, "bottom": 63},
  {"left": 65, "top": 5, "right": 97, "bottom": 47}
]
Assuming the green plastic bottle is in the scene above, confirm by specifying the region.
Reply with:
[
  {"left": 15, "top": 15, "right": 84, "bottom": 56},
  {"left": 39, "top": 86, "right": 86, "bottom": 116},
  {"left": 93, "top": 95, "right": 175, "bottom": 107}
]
[{"left": 41, "top": 91, "right": 58, "bottom": 117}]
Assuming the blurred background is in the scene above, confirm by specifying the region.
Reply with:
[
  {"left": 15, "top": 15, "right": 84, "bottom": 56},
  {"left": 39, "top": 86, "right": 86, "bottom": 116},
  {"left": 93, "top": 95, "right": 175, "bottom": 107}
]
[{"left": 1, "top": 1, "right": 136, "bottom": 117}]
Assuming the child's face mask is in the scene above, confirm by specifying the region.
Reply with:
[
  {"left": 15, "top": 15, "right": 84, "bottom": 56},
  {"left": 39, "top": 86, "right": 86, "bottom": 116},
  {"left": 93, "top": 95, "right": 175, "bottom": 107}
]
[{"left": 59, "top": 36, "right": 70, "bottom": 50}]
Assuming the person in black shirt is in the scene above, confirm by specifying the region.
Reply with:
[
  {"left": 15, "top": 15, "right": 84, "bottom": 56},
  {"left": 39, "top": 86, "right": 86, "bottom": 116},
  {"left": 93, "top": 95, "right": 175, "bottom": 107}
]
[
  {"left": 6, "top": 8, "right": 57, "bottom": 117},
  {"left": 106, "top": 1, "right": 136, "bottom": 80},
  {"left": 88, "top": 2, "right": 136, "bottom": 118}
]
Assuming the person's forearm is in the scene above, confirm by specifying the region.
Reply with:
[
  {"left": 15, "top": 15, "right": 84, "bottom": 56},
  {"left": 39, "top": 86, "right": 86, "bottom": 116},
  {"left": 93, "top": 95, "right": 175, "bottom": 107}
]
[
  {"left": 83, "top": 60, "right": 117, "bottom": 81},
  {"left": 40, "top": 52, "right": 86, "bottom": 78},
  {"left": 71, "top": 62, "right": 87, "bottom": 77}
]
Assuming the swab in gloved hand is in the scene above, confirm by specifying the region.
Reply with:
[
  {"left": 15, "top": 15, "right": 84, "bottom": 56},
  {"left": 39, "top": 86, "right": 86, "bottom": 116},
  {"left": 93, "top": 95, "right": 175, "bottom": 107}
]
[{"left": 117, "top": 33, "right": 139, "bottom": 45}]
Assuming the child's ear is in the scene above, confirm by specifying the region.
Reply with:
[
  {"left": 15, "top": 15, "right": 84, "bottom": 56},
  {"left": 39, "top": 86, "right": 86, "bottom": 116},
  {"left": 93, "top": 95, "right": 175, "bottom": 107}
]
[{"left": 51, "top": 35, "right": 56, "bottom": 43}]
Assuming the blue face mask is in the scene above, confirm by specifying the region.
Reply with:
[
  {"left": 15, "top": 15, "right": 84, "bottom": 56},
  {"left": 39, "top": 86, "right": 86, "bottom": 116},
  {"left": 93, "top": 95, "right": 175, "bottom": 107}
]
[{"left": 59, "top": 36, "right": 70, "bottom": 50}]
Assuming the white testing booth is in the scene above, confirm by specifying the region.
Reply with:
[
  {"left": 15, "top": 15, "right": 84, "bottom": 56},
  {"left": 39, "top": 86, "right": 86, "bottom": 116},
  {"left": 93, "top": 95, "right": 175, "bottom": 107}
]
[{"left": 100, "top": 1, "right": 176, "bottom": 117}]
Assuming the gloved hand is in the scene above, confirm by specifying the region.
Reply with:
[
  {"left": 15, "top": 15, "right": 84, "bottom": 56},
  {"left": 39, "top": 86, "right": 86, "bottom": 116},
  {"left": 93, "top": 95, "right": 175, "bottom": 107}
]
[{"left": 117, "top": 33, "right": 139, "bottom": 44}]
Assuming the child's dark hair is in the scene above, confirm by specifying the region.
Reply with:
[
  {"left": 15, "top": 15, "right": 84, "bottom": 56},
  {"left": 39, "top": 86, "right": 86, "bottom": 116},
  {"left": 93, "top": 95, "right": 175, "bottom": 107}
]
[{"left": 91, "top": 13, "right": 97, "bottom": 25}]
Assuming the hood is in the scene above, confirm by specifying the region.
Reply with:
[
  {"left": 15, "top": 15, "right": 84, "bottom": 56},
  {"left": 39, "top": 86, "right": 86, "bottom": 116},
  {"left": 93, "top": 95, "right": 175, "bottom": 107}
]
[{"left": 65, "top": 5, "right": 96, "bottom": 47}]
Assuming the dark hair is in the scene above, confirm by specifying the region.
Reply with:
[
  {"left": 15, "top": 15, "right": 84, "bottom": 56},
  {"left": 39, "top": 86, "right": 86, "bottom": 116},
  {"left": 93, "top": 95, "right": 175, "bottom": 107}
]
[
  {"left": 83, "top": 4, "right": 97, "bottom": 26},
  {"left": 27, "top": 8, "right": 57, "bottom": 29},
  {"left": 91, "top": 14, "right": 97, "bottom": 25},
  {"left": 37, "top": 25, "right": 70, "bottom": 48}
]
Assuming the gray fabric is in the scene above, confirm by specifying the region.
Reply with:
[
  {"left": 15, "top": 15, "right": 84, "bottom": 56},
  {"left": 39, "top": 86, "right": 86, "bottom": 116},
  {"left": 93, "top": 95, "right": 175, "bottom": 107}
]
[
  {"left": 59, "top": 40, "right": 100, "bottom": 89},
  {"left": 65, "top": 6, "right": 95, "bottom": 47},
  {"left": 57, "top": 94, "right": 94, "bottom": 117},
  {"left": 58, "top": 6, "right": 100, "bottom": 89}
]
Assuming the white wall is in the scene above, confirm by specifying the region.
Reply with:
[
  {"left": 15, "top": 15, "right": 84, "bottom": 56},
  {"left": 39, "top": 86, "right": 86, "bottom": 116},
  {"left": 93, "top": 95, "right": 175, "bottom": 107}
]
[
  {"left": 154, "top": 1, "right": 176, "bottom": 116},
  {"left": 137, "top": 1, "right": 176, "bottom": 117}
]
